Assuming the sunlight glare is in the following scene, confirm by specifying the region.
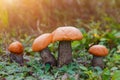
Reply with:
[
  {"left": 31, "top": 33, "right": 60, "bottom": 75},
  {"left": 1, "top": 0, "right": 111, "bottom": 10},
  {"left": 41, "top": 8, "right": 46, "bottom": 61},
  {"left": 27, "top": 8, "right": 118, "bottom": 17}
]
[{"left": 4, "top": 0, "right": 14, "bottom": 5}]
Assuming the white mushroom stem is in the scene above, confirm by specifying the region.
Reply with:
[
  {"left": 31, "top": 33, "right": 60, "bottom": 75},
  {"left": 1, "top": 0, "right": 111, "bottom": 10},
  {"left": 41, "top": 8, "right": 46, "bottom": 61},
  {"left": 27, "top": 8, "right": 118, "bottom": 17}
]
[
  {"left": 10, "top": 53, "right": 24, "bottom": 66},
  {"left": 92, "top": 56, "right": 104, "bottom": 69},
  {"left": 58, "top": 41, "right": 72, "bottom": 67},
  {"left": 40, "top": 47, "right": 57, "bottom": 66}
]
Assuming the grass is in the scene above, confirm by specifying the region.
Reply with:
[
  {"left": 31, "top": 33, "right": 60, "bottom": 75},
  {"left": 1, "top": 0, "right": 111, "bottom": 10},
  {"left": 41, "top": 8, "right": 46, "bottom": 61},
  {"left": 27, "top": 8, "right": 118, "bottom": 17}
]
[
  {"left": 1, "top": 23, "right": 120, "bottom": 79},
  {"left": 1, "top": 0, "right": 120, "bottom": 33}
]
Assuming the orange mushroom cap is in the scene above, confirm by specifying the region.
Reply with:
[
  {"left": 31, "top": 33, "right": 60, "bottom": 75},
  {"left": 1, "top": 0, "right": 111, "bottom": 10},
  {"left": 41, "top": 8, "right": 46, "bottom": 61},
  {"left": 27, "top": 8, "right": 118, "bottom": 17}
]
[
  {"left": 52, "top": 26, "right": 83, "bottom": 42},
  {"left": 8, "top": 41, "right": 24, "bottom": 55},
  {"left": 32, "top": 33, "right": 52, "bottom": 52},
  {"left": 89, "top": 45, "right": 109, "bottom": 56}
]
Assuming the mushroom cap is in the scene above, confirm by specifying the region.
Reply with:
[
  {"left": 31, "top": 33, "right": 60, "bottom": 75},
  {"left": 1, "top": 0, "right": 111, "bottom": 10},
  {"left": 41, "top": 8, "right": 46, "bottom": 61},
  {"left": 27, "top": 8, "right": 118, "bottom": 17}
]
[
  {"left": 89, "top": 45, "right": 109, "bottom": 56},
  {"left": 52, "top": 26, "right": 83, "bottom": 42},
  {"left": 32, "top": 33, "right": 52, "bottom": 52},
  {"left": 8, "top": 41, "right": 24, "bottom": 55}
]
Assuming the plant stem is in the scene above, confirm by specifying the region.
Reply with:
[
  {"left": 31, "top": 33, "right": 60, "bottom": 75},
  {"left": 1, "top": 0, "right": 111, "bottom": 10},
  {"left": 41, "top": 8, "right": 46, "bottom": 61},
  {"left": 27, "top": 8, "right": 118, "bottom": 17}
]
[
  {"left": 58, "top": 41, "right": 72, "bottom": 67},
  {"left": 10, "top": 53, "right": 24, "bottom": 66},
  {"left": 40, "top": 47, "right": 57, "bottom": 66},
  {"left": 92, "top": 56, "right": 104, "bottom": 69}
]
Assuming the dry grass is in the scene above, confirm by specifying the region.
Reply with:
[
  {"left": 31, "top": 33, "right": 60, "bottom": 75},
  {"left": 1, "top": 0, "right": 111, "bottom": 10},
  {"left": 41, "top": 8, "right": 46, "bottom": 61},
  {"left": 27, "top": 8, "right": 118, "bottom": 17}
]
[
  {"left": 0, "top": 0, "right": 120, "bottom": 33},
  {"left": 0, "top": 0, "right": 120, "bottom": 53}
]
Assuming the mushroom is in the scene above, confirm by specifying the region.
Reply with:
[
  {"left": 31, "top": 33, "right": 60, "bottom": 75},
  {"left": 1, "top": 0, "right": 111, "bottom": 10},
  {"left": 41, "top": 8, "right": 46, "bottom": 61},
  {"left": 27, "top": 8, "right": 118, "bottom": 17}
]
[
  {"left": 32, "top": 33, "right": 57, "bottom": 66},
  {"left": 88, "top": 45, "right": 109, "bottom": 68},
  {"left": 52, "top": 26, "right": 83, "bottom": 67},
  {"left": 8, "top": 41, "right": 24, "bottom": 65}
]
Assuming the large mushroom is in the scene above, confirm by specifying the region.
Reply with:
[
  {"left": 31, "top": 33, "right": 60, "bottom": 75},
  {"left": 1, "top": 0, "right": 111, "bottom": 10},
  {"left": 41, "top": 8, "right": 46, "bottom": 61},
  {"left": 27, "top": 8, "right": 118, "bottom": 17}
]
[
  {"left": 52, "top": 26, "right": 83, "bottom": 67},
  {"left": 8, "top": 41, "right": 24, "bottom": 65},
  {"left": 32, "top": 33, "right": 57, "bottom": 66},
  {"left": 88, "top": 45, "right": 109, "bottom": 68}
]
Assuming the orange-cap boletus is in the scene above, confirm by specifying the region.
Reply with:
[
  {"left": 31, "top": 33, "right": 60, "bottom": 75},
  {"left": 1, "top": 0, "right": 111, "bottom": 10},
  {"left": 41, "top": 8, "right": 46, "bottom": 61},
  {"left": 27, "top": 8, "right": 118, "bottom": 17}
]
[
  {"left": 8, "top": 41, "right": 24, "bottom": 65},
  {"left": 52, "top": 26, "right": 83, "bottom": 67},
  {"left": 32, "top": 33, "right": 57, "bottom": 66},
  {"left": 89, "top": 45, "right": 109, "bottom": 68}
]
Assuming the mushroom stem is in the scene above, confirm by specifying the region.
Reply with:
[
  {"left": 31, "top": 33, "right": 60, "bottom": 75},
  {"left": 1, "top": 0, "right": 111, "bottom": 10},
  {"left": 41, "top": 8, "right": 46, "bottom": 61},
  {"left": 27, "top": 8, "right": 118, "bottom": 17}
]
[
  {"left": 58, "top": 41, "right": 72, "bottom": 67},
  {"left": 92, "top": 56, "right": 104, "bottom": 68},
  {"left": 40, "top": 47, "right": 57, "bottom": 66},
  {"left": 9, "top": 53, "right": 24, "bottom": 66}
]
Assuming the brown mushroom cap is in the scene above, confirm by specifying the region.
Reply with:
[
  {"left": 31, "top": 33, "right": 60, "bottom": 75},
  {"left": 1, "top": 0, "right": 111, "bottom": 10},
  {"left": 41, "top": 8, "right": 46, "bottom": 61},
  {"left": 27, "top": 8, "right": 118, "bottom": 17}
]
[
  {"left": 89, "top": 45, "right": 109, "bottom": 56},
  {"left": 32, "top": 33, "right": 52, "bottom": 52},
  {"left": 52, "top": 26, "right": 83, "bottom": 42},
  {"left": 8, "top": 41, "right": 24, "bottom": 55}
]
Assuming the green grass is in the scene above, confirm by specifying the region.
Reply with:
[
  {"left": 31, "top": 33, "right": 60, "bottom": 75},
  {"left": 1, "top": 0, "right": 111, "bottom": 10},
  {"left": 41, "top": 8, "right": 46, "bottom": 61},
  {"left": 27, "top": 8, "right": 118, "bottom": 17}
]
[{"left": 1, "top": 24, "right": 120, "bottom": 80}]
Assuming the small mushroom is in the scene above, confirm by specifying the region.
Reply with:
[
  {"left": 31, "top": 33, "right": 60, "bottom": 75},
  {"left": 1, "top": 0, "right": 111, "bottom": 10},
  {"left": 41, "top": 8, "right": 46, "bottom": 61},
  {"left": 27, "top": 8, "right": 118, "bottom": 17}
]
[
  {"left": 52, "top": 26, "right": 83, "bottom": 67},
  {"left": 8, "top": 41, "right": 24, "bottom": 65},
  {"left": 88, "top": 45, "right": 109, "bottom": 69},
  {"left": 32, "top": 33, "right": 57, "bottom": 66}
]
